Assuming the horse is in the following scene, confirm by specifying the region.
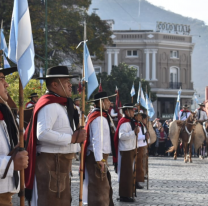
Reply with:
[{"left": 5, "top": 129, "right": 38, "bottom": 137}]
[{"left": 168, "top": 112, "right": 196, "bottom": 163}]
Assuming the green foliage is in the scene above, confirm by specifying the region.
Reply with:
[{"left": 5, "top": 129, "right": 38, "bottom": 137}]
[
  {"left": 6, "top": 73, "right": 46, "bottom": 107},
  {"left": 93, "top": 63, "right": 157, "bottom": 104},
  {"left": 0, "top": 0, "right": 112, "bottom": 70}
]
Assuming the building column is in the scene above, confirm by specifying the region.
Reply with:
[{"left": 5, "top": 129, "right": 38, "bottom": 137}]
[
  {"left": 114, "top": 49, "right": 120, "bottom": 66},
  {"left": 151, "top": 49, "right": 158, "bottom": 80},
  {"left": 144, "top": 49, "right": 150, "bottom": 80},
  {"left": 190, "top": 52, "right": 193, "bottom": 82},
  {"left": 107, "top": 50, "right": 112, "bottom": 75}
]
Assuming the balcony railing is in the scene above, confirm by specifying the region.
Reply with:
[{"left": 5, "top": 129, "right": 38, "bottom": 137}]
[{"left": 169, "top": 82, "right": 182, "bottom": 89}]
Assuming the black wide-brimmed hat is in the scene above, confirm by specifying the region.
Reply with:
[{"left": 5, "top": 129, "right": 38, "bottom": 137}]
[
  {"left": 183, "top": 104, "right": 189, "bottom": 108},
  {"left": 119, "top": 103, "right": 136, "bottom": 109},
  {"left": 87, "top": 91, "right": 117, "bottom": 103},
  {"left": 28, "top": 93, "right": 38, "bottom": 99},
  {"left": 37, "top": 66, "right": 78, "bottom": 79},
  {"left": 0, "top": 67, "right": 17, "bottom": 76},
  {"left": 198, "top": 102, "right": 205, "bottom": 107}
]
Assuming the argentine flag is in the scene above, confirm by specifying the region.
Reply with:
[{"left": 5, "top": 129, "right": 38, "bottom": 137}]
[
  {"left": 194, "top": 93, "right": 199, "bottom": 104},
  {"left": 84, "top": 42, "right": 98, "bottom": 99},
  {"left": 3, "top": 55, "right": 11, "bottom": 69},
  {"left": 146, "top": 93, "right": 155, "bottom": 118},
  {"left": 8, "top": 0, "right": 35, "bottom": 88},
  {"left": 130, "top": 83, "right": 135, "bottom": 97},
  {"left": 0, "top": 28, "right": 8, "bottom": 57},
  {"left": 173, "top": 88, "right": 182, "bottom": 120},
  {"left": 137, "top": 82, "right": 147, "bottom": 109}
]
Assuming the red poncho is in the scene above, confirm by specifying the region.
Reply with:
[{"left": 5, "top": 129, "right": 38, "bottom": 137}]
[{"left": 24, "top": 94, "right": 68, "bottom": 190}]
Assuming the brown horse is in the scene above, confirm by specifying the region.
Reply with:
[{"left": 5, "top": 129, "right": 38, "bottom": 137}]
[{"left": 168, "top": 112, "right": 196, "bottom": 163}]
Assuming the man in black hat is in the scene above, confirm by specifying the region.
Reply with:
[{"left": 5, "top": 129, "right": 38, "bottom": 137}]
[
  {"left": 134, "top": 110, "right": 148, "bottom": 190},
  {"left": 83, "top": 91, "right": 116, "bottom": 206},
  {"left": 0, "top": 67, "right": 28, "bottom": 206},
  {"left": 25, "top": 93, "right": 39, "bottom": 108},
  {"left": 114, "top": 103, "right": 139, "bottom": 202},
  {"left": 179, "top": 104, "right": 191, "bottom": 121},
  {"left": 195, "top": 103, "right": 207, "bottom": 122},
  {"left": 24, "top": 66, "right": 86, "bottom": 206}
]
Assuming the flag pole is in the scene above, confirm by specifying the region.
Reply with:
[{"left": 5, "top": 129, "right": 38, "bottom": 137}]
[
  {"left": 19, "top": 79, "right": 25, "bottom": 205},
  {"left": 79, "top": 20, "right": 86, "bottom": 206}
]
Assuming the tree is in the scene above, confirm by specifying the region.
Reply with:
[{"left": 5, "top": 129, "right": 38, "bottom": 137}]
[
  {"left": 94, "top": 63, "right": 157, "bottom": 105},
  {"left": 0, "top": 0, "right": 112, "bottom": 72}
]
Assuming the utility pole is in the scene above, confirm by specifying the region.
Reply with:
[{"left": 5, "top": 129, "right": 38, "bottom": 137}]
[{"left": 45, "top": 0, "right": 48, "bottom": 76}]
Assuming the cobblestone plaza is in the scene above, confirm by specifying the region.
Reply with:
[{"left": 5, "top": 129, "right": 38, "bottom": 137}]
[{"left": 13, "top": 157, "right": 208, "bottom": 206}]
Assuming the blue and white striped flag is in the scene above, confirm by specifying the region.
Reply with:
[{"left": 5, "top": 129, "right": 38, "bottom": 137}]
[
  {"left": 137, "top": 82, "right": 141, "bottom": 103},
  {"left": 139, "top": 87, "right": 147, "bottom": 109},
  {"left": 145, "top": 93, "right": 155, "bottom": 118},
  {"left": 3, "top": 55, "right": 11, "bottom": 69},
  {"left": 173, "top": 88, "right": 182, "bottom": 120},
  {"left": 84, "top": 42, "right": 98, "bottom": 99},
  {"left": 0, "top": 28, "right": 8, "bottom": 57},
  {"left": 39, "top": 67, "right": 43, "bottom": 86},
  {"left": 8, "top": 0, "right": 35, "bottom": 88},
  {"left": 194, "top": 93, "right": 199, "bottom": 104},
  {"left": 130, "top": 83, "right": 135, "bottom": 97}
]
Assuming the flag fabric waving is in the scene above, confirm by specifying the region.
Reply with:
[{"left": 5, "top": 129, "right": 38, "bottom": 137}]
[
  {"left": 194, "top": 93, "right": 199, "bottom": 104},
  {"left": 0, "top": 29, "right": 8, "bottom": 57},
  {"left": 145, "top": 93, "right": 155, "bottom": 118},
  {"left": 8, "top": 0, "right": 35, "bottom": 88},
  {"left": 3, "top": 55, "right": 11, "bottom": 69},
  {"left": 130, "top": 83, "right": 135, "bottom": 97},
  {"left": 173, "top": 88, "right": 182, "bottom": 120},
  {"left": 84, "top": 42, "right": 98, "bottom": 99},
  {"left": 137, "top": 82, "right": 141, "bottom": 104},
  {"left": 39, "top": 68, "right": 43, "bottom": 86},
  {"left": 138, "top": 86, "right": 147, "bottom": 109}
]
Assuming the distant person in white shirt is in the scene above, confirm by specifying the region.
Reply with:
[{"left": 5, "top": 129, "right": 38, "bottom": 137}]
[
  {"left": 179, "top": 105, "right": 191, "bottom": 121},
  {"left": 24, "top": 66, "right": 87, "bottom": 206},
  {"left": 195, "top": 103, "right": 207, "bottom": 122},
  {"left": 25, "top": 93, "right": 39, "bottom": 108},
  {"left": 0, "top": 67, "right": 28, "bottom": 206},
  {"left": 83, "top": 91, "right": 116, "bottom": 206},
  {"left": 108, "top": 102, "right": 118, "bottom": 126}
]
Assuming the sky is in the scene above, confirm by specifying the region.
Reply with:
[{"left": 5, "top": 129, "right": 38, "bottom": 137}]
[{"left": 147, "top": 0, "right": 208, "bottom": 25}]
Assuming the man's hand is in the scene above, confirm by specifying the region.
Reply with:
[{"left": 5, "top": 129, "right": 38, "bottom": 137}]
[
  {"left": 14, "top": 151, "right": 29, "bottom": 171},
  {"left": 134, "top": 126, "right": 140, "bottom": 136},
  {"left": 97, "top": 161, "right": 105, "bottom": 173},
  {"left": 71, "top": 129, "right": 87, "bottom": 143}
]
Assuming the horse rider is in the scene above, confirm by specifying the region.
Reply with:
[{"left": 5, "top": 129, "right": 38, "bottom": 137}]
[
  {"left": 195, "top": 103, "right": 207, "bottom": 123},
  {"left": 179, "top": 104, "right": 191, "bottom": 121}
]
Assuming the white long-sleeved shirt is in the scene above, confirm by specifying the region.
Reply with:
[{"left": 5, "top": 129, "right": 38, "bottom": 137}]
[
  {"left": 0, "top": 121, "right": 19, "bottom": 194},
  {"left": 87, "top": 116, "right": 111, "bottom": 161},
  {"left": 137, "top": 126, "right": 147, "bottom": 147},
  {"left": 36, "top": 103, "right": 80, "bottom": 154},
  {"left": 110, "top": 108, "right": 117, "bottom": 118},
  {"left": 118, "top": 122, "right": 136, "bottom": 151},
  {"left": 179, "top": 111, "right": 191, "bottom": 121},
  {"left": 195, "top": 109, "right": 207, "bottom": 121}
]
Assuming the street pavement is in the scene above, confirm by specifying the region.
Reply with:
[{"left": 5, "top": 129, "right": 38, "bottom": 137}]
[{"left": 12, "top": 156, "right": 208, "bottom": 206}]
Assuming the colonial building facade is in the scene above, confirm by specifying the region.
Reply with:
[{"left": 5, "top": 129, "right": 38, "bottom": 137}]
[{"left": 92, "top": 30, "right": 195, "bottom": 120}]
